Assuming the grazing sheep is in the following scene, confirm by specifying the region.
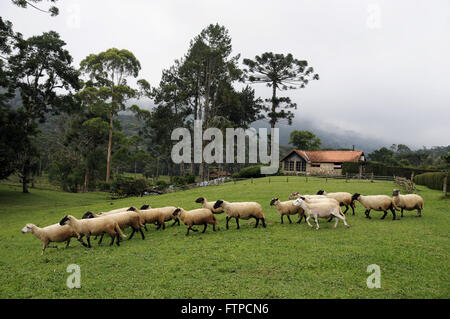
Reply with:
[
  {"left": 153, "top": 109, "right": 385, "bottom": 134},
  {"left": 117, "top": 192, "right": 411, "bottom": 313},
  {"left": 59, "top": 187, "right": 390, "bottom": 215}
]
[
  {"left": 140, "top": 205, "right": 180, "bottom": 227},
  {"left": 351, "top": 193, "right": 397, "bottom": 220},
  {"left": 317, "top": 190, "right": 356, "bottom": 215},
  {"left": 293, "top": 197, "right": 350, "bottom": 230},
  {"left": 59, "top": 215, "right": 126, "bottom": 247},
  {"left": 213, "top": 200, "right": 266, "bottom": 230},
  {"left": 269, "top": 198, "right": 305, "bottom": 224},
  {"left": 21, "top": 223, "right": 79, "bottom": 255},
  {"left": 392, "top": 189, "right": 424, "bottom": 217},
  {"left": 82, "top": 209, "right": 145, "bottom": 242},
  {"left": 172, "top": 207, "right": 218, "bottom": 236},
  {"left": 195, "top": 197, "right": 224, "bottom": 214}
]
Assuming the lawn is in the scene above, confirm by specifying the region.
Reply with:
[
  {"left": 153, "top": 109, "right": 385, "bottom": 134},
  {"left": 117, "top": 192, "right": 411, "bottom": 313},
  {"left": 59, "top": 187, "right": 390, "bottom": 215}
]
[{"left": 0, "top": 176, "right": 448, "bottom": 298}]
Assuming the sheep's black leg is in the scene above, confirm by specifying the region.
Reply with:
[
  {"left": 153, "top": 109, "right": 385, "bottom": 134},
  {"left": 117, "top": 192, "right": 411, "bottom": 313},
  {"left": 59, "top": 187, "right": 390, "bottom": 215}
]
[
  {"left": 261, "top": 218, "right": 266, "bottom": 228},
  {"left": 128, "top": 228, "right": 136, "bottom": 240},
  {"left": 401, "top": 208, "right": 404, "bottom": 217},
  {"left": 255, "top": 217, "right": 260, "bottom": 228},
  {"left": 226, "top": 216, "right": 230, "bottom": 230},
  {"left": 109, "top": 234, "right": 115, "bottom": 246},
  {"left": 212, "top": 223, "right": 216, "bottom": 231},
  {"left": 186, "top": 227, "right": 191, "bottom": 236},
  {"left": 144, "top": 225, "right": 148, "bottom": 232},
  {"left": 78, "top": 237, "right": 88, "bottom": 247},
  {"left": 287, "top": 215, "right": 292, "bottom": 224},
  {"left": 390, "top": 208, "right": 396, "bottom": 220},
  {"left": 65, "top": 239, "right": 70, "bottom": 248},
  {"left": 343, "top": 205, "right": 349, "bottom": 215},
  {"left": 191, "top": 227, "right": 198, "bottom": 232},
  {"left": 280, "top": 215, "right": 284, "bottom": 224},
  {"left": 87, "top": 237, "right": 91, "bottom": 248},
  {"left": 171, "top": 219, "right": 178, "bottom": 227},
  {"left": 116, "top": 233, "right": 120, "bottom": 246},
  {"left": 98, "top": 234, "right": 104, "bottom": 245},
  {"left": 156, "top": 223, "right": 161, "bottom": 230},
  {"left": 202, "top": 223, "right": 207, "bottom": 233},
  {"left": 297, "top": 215, "right": 303, "bottom": 224},
  {"left": 351, "top": 204, "right": 355, "bottom": 215},
  {"left": 139, "top": 228, "right": 145, "bottom": 240},
  {"left": 381, "top": 211, "right": 388, "bottom": 220},
  {"left": 327, "top": 216, "right": 333, "bottom": 222},
  {"left": 365, "top": 210, "right": 371, "bottom": 219},
  {"left": 236, "top": 217, "right": 240, "bottom": 230},
  {"left": 416, "top": 208, "right": 422, "bottom": 217},
  {"left": 162, "top": 222, "right": 166, "bottom": 230}
]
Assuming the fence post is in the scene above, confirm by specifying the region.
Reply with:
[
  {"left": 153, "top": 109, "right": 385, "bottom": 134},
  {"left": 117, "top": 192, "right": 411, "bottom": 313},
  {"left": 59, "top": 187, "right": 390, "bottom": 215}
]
[
  {"left": 269, "top": 177, "right": 271, "bottom": 184},
  {"left": 410, "top": 171, "right": 415, "bottom": 181},
  {"left": 371, "top": 172, "right": 374, "bottom": 183},
  {"left": 251, "top": 177, "right": 253, "bottom": 184},
  {"left": 306, "top": 175, "right": 308, "bottom": 182},
  {"left": 346, "top": 173, "right": 348, "bottom": 183},
  {"left": 286, "top": 177, "right": 288, "bottom": 183},
  {"left": 326, "top": 176, "right": 328, "bottom": 183},
  {"left": 443, "top": 172, "right": 448, "bottom": 197}
]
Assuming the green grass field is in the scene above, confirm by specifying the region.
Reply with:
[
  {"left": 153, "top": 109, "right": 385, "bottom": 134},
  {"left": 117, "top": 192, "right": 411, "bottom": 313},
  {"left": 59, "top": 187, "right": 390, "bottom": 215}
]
[{"left": 0, "top": 176, "right": 448, "bottom": 298}]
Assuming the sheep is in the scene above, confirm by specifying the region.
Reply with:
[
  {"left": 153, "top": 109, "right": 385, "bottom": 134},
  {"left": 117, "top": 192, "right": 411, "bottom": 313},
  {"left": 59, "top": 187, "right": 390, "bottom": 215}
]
[
  {"left": 195, "top": 197, "right": 224, "bottom": 214},
  {"left": 82, "top": 208, "right": 145, "bottom": 243},
  {"left": 316, "top": 190, "right": 356, "bottom": 215},
  {"left": 293, "top": 197, "right": 350, "bottom": 230},
  {"left": 137, "top": 207, "right": 167, "bottom": 230},
  {"left": 140, "top": 205, "right": 180, "bottom": 227},
  {"left": 21, "top": 223, "right": 80, "bottom": 255},
  {"left": 59, "top": 215, "right": 126, "bottom": 247},
  {"left": 351, "top": 193, "right": 397, "bottom": 220},
  {"left": 289, "top": 192, "right": 325, "bottom": 200},
  {"left": 392, "top": 189, "right": 424, "bottom": 217},
  {"left": 172, "top": 207, "right": 218, "bottom": 236},
  {"left": 213, "top": 200, "right": 266, "bottom": 230},
  {"left": 269, "top": 198, "right": 305, "bottom": 224}
]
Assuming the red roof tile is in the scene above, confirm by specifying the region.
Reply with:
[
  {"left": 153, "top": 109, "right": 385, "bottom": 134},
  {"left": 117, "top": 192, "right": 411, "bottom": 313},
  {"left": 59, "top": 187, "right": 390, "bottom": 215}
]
[{"left": 281, "top": 150, "right": 364, "bottom": 163}]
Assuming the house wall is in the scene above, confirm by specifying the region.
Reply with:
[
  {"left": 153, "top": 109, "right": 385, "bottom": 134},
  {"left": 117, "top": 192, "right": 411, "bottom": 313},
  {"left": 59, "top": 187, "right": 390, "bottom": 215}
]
[
  {"left": 307, "top": 163, "right": 342, "bottom": 176},
  {"left": 281, "top": 153, "right": 307, "bottom": 174}
]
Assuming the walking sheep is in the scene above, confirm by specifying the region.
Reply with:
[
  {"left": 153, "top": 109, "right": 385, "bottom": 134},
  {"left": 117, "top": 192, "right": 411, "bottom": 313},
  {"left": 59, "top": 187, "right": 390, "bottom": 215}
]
[
  {"left": 213, "top": 200, "right": 266, "bottom": 230},
  {"left": 82, "top": 209, "right": 145, "bottom": 242},
  {"left": 269, "top": 198, "right": 305, "bottom": 224},
  {"left": 195, "top": 197, "right": 224, "bottom": 214},
  {"left": 293, "top": 197, "right": 350, "bottom": 230},
  {"left": 140, "top": 205, "right": 180, "bottom": 227},
  {"left": 316, "top": 190, "right": 356, "bottom": 215},
  {"left": 59, "top": 215, "right": 126, "bottom": 247},
  {"left": 172, "top": 207, "right": 218, "bottom": 236},
  {"left": 351, "top": 193, "right": 397, "bottom": 220},
  {"left": 392, "top": 189, "right": 424, "bottom": 217},
  {"left": 21, "top": 223, "right": 79, "bottom": 255}
]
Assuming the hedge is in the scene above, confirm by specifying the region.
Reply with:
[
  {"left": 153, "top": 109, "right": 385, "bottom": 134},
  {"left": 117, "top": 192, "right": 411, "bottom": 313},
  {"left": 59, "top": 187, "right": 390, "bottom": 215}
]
[
  {"left": 414, "top": 172, "right": 449, "bottom": 191},
  {"left": 342, "top": 161, "right": 438, "bottom": 178},
  {"left": 237, "top": 165, "right": 263, "bottom": 178}
]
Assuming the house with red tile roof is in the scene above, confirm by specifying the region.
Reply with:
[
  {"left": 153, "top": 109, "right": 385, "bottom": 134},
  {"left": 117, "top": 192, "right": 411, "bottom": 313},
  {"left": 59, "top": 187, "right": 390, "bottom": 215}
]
[{"left": 280, "top": 149, "right": 365, "bottom": 175}]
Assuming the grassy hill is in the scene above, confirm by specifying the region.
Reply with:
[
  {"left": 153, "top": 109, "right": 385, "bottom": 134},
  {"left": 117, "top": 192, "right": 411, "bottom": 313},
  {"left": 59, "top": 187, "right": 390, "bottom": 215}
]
[{"left": 0, "top": 177, "right": 448, "bottom": 298}]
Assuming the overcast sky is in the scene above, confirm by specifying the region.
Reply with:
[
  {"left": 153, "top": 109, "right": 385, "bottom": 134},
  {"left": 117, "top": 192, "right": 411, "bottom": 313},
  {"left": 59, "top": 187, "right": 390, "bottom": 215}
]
[{"left": 2, "top": 0, "right": 449, "bottom": 148}]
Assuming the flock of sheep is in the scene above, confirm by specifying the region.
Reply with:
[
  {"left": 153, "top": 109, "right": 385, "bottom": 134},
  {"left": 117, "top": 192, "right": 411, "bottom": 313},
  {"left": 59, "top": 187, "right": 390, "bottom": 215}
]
[{"left": 21, "top": 188, "right": 424, "bottom": 254}]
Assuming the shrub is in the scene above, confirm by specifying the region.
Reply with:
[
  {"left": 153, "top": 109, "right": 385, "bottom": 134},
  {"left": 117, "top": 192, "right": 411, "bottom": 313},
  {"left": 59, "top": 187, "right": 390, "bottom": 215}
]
[
  {"left": 414, "top": 172, "right": 449, "bottom": 191},
  {"left": 110, "top": 177, "right": 149, "bottom": 198},
  {"left": 238, "top": 165, "right": 263, "bottom": 178},
  {"left": 173, "top": 176, "right": 186, "bottom": 185},
  {"left": 155, "top": 180, "right": 168, "bottom": 190},
  {"left": 184, "top": 174, "right": 196, "bottom": 184}
]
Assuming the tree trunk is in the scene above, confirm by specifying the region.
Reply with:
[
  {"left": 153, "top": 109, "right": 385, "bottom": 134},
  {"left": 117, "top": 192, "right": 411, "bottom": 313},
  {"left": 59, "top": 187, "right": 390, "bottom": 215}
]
[
  {"left": 168, "top": 161, "right": 173, "bottom": 183},
  {"left": 271, "top": 82, "right": 277, "bottom": 129},
  {"left": 21, "top": 162, "right": 29, "bottom": 194},
  {"left": 84, "top": 167, "right": 89, "bottom": 192},
  {"left": 106, "top": 110, "right": 113, "bottom": 183}
]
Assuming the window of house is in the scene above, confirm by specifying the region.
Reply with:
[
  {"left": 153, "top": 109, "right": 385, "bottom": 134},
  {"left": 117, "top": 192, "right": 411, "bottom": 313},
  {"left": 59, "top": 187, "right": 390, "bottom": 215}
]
[
  {"left": 288, "top": 161, "right": 294, "bottom": 171},
  {"left": 334, "top": 162, "right": 342, "bottom": 169},
  {"left": 296, "top": 161, "right": 305, "bottom": 171},
  {"left": 311, "top": 163, "right": 320, "bottom": 168}
]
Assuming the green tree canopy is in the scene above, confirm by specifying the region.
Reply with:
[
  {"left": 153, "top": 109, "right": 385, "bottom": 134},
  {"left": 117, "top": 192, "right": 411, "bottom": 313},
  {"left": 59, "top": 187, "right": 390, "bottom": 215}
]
[{"left": 289, "top": 130, "right": 321, "bottom": 150}]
